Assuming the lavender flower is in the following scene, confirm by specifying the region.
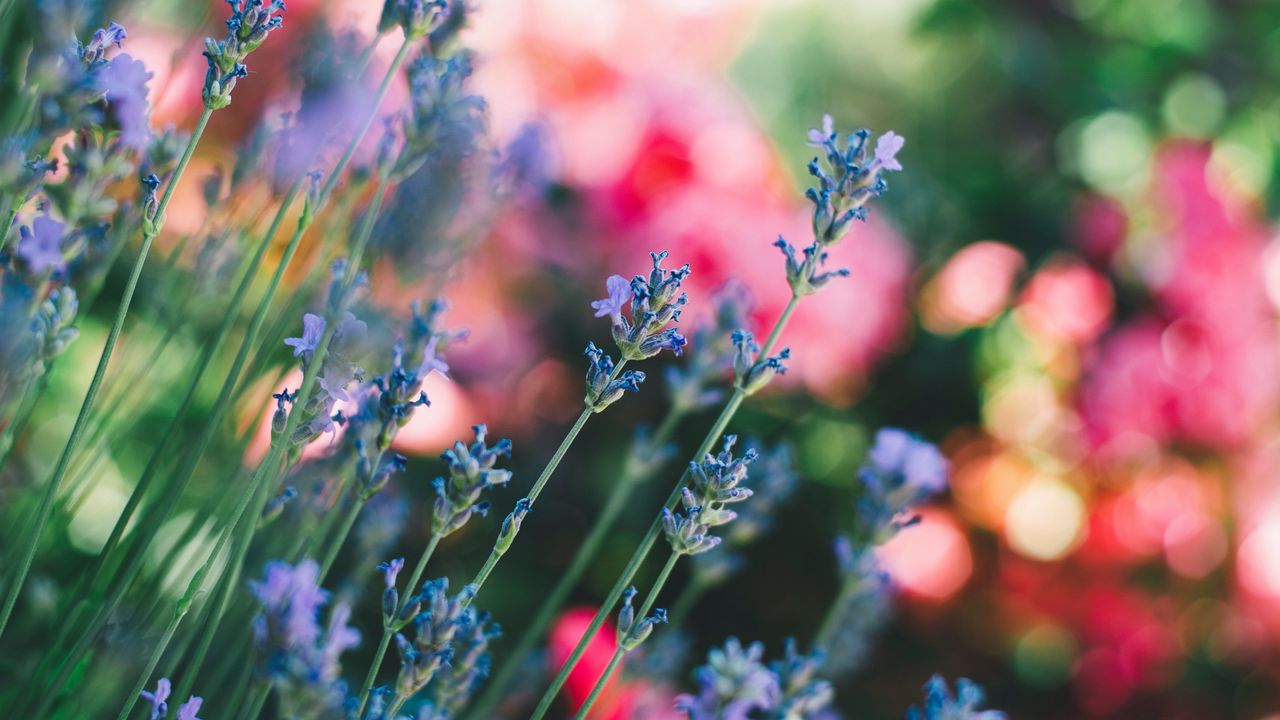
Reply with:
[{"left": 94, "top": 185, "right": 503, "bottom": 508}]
[
  {"left": 615, "top": 586, "right": 669, "bottom": 652},
  {"left": 175, "top": 696, "right": 203, "bottom": 720},
  {"left": 856, "top": 428, "right": 948, "bottom": 543},
  {"left": 692, "top": 441, "right": 798, "bottom": 587},
  {"left": 583, "top": 342, "right": 647, "bottom": 413},
  {"left": 592, "top": 274, "right": 631, "bottom": 326},
  {"left": 674, "top": 638, "right": 780, "bottom": 720},
  {"left": 906, "top": 676, "right": 1006, "bottom": 720},
  {"left": 379, "top": 558, "right": 406, "bottom": 618},
  {"left": 97, "top": 53, "right": 153, "bottom": 150},
  {"left": 79, "top": 22, "right": 128, "bottom": 65},
  {"left": 675, "top": 638, "right": 833, "bottom": 720},
  {"left": 433, "top": 424, "right": 513, "bottom": 536},
  {"left": 663, "top": 436, "right": 757, "bottom": 556},
  {"left": 285, "top": 313, "right": 326, "bottom": 361},
  {"left": 135, "top": 678, "right": 204, "bottom": 720},
  {"left": 873, "top": 131, "right": 905, "bottom": 173},
  {"left": 202, "top": 1, "right": 286, "bottom": 109},
  {"left": 17, "top": 214, "right": 66, "bottom": 275},
  {"left": 379, "top": 0, "right": 449, "bottom": 39},
  {"left": 665, "top": 280, "right": 753, "bottom": 412},
  {"left": 600, "top": 251, "right": 691, "bottom": 361},
  {"left": 249, "top": 560, "right": 360, "bottom": 714},
  {"left": 392, "top": 578, "right": 478, "bottom": 701},
  {"left": 776, "top": 117, "right": 904, "bottom": 298},
  {"left": 730, "top": 329, "right": 791, "bottom": 396},
  {"left": 419, "top": 607, "right": 502, "bottom": 717},
  {"left": 139, "top": 677, "right": 170, "bottom": 719}
]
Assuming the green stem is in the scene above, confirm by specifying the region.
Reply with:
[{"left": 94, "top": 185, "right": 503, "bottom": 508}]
[
  {"left": 240, "top": 684, "right": 271, "bottom": 720},
  {"left": 461, "top": 407, "right": 685, "bottom": 720},
  {"left": 812, "top": 575, "right": 858, "bottom": 649},
  {"left": 113, "top": 568, "right": 205, "bottom": 720},
  {"left": 0, "top": 106, "right": 214, "bottom": 642},
  {"left": 530, "top": 295, "right": 801, "bottom": 720},
  {"left": 31, "top": 40, "right": 412, "bottom": 706},
  {"left": 573, "top": 551, "right": 680, "bottom": 719},
  {"left": 87, "top": 175, "right": 303, "bottom": 590},
  {"left": 317, "top": 490, "right": 363, "bottom": 579},
  {"left": 355, "top": 531, "right": 443, "bottom": 715}
]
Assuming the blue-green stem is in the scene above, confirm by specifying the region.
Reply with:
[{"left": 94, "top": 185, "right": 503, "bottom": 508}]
[
  {"left": 573, "top": 550, "right": 680, "bottom": 719},
  {"left": 0, "top": 105, "right": 215, "bottom": 642},
  {"left": 529, "top": 295, "right": 800, "bottom": 720},
  {"left": 464, "top": 405, "right": 685, "bottom": 720}
]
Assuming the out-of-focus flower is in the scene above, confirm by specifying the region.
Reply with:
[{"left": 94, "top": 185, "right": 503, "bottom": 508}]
[
  {"left": 906, "top": 675, "right": 1006, "bottom": 720},
  {"left": 1015, "top": 257, "right": 1113, "bottom": 346},
  {"left": 17, "top": 214, "right": 67, "bottom": 275},
  {"left": 97, "top": 53, "right": 153, "bottom": 150}
]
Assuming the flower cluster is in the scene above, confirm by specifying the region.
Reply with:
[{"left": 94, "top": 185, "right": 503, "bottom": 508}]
[
  {"left": 138, "top": 678, "right": 204, "bottom": 720},
  {"left": 775, "top": 116, "right": 904, "bottom": 297},
  {"left": 820, "top": 428, "right": 947, "bottom": 675},
  {"left": 906, "top": 675, "right": 1006, "bottom": 720},
  {"left": 248, "top": 560, "right": 361, "bottom": 714},
  {"left": 417, "top": 603, "right": 502, "bottom": 718},
  {"left": 395, "top": 50, "right": 488, "bottom": 182},
  {"left": 593, "top": 250, "right": 690, "bottom": 361},
  {"left": 855, "top": 428, "right": 948, "bottom": 544},
  {"left": 433, "top": 424, "right": 514, "bottom": 536},
  {"left": 615, "top": 586, "right": 669, "bottom": 652},
  {"left": 690, "top": 441, "right": 799, "bottom": 589},
  {"left": 202, "top": 1, "right": 286, "bottom": 109},
  {"left": 379, "top": 0, "right": 449, "bottom": 40},
  {"left": 730, "top": 329, "right": 791, "bottom": 396},
  {"left": 662, "top": 436, "right": 758, "bottom": 556},
  {"left": 583, "top": 342, "right": 647, "bottom": 413},
  {"left": 674, "top": 638, "right": 832, "bottom": 720},
  {"left": 391, "top": 578, "right": 493, "bottom": 704}
]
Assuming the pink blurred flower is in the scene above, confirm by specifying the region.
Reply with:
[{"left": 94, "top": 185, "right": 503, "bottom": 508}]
[
  {"left": 1015, "top": 256, "right": 1113, "bottom": 346},
  {"left": 920, "top": 241, "right": 1025, "bottom": 334}
]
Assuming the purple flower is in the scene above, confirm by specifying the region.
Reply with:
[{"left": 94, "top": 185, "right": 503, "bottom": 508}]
[
  {"left": 320, "top": 602, "right": 361, "bottom": 676},
  {"left": 907, "top": 675, "right": 1006, "bottom": 720},
  {"left": 378, "top": 558, "right": 405, "bottom": 589},
  {"left": 249, "top": 559, "right": 330, "bottom": 648},
  {"left": 675, "top": 638, "right": 780, "bottom": 720},
  {"left": 807, "top": 113, "right": 835, "bottom": 147},
  {"left": 872, "top": 130, "right": 905, "bottom": 172},
  {"left": 867, "top": 428, "right": 947, "bottom": 495},
  {"left": 284, "top": 313, "right": 325, "bottom": 360},
  {"left": 139, "top": 677, "right": 171, "bottom": 720},
  {"left": 175, "top": 696, "right": 203, "bottom": 720},
  {"left": 18, "top": 214, "right": 66, "bottom": 274},
  {"left": 418, "top": 335, "right": 450, "bottom": 379},
  {"left": 97, "top": 54, "right": 153, "bottom": 151},
  {"left": 591, "top": 274, "right": 631, "bottom": 326}
]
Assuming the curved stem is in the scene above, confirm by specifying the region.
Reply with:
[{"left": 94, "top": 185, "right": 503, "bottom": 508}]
[
  {"left": 0, "top": 106, "right": 214, "bottom": 642},
  {"left": 530, "top": 295, "right": 801, "bottom": 720},
  {"left": 812, "top": 575, "right": 858, "bottom": 649},
  {"left": 573, "top": 551, "right": 679, "bottom": 719}
]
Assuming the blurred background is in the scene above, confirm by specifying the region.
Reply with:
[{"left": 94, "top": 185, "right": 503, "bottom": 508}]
[{"left": 6, "top": 0, "right": 1280, "bottom": 717}]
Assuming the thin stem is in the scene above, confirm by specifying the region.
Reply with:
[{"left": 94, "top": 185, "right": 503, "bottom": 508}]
[
  {"left": 462, "top": 407, "right": 685, "bottom": 720},
  {"left": 355, "top": 532, "right": 443, "bottom": 715},
  {"left": 240, "top": 684, "right": 271, "bottom": 720},
  {"left": 0, "top": 106, "right": 214, "bottom": 642},
  {"left": 317, "top": 492, "right": 363, "bottom": 579},
  {"left": 113, "top": 573, "right": 203, "bottom": 720},
  {"left": 31, "top": 39, "right": 412, "bottom": 705},
  {"left": 573, "top": 551, "right": 680, "bottom": 719},
  {"left": 530, "top": 295, "right": 802, "bottom": 720},
  {"left": 812, "top": 575, "right": 858, "bottom": 649}
]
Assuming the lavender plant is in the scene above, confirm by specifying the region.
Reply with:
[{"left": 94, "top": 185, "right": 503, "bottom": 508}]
[
  {"left": 530, "top": 116, "right": 906, "bottom": 720},
  {"left": 0, "top": 0, "right": 1006, "bottom": 714}
]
